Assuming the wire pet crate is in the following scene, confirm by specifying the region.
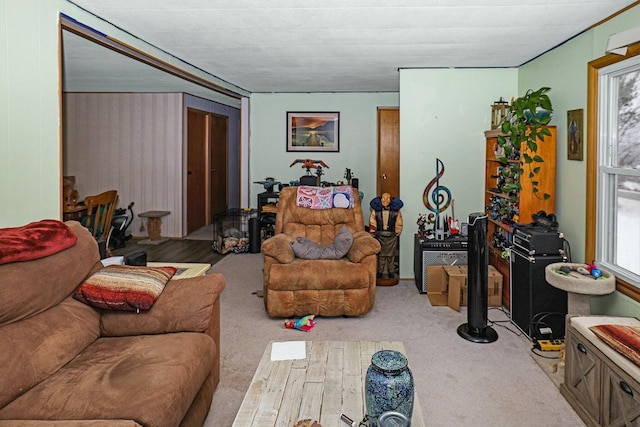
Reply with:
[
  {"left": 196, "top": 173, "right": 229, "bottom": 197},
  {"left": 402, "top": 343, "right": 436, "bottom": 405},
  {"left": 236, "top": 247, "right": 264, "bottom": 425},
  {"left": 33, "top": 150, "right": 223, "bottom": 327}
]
[{"left": 212, "top": 208, "right": 257, "bottom": 254}]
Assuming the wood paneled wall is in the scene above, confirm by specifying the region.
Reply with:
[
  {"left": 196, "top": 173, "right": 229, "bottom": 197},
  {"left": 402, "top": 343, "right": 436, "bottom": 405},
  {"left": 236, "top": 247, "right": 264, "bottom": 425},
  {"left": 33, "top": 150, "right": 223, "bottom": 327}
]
[{"left": 63, "top": 93, "right": 184, "bottom": 238}]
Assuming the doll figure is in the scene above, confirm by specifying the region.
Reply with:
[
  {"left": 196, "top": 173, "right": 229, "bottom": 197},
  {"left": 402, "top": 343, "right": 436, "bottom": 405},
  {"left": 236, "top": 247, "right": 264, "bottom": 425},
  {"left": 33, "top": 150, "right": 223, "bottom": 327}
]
[{"left": 369, "top": 193, "right": 403, "bottom": 278}]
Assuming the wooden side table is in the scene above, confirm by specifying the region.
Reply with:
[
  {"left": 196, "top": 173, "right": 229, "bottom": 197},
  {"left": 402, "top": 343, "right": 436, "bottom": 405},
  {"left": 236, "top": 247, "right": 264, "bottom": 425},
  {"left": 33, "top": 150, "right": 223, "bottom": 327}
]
[
  {"left": 147, "top": 262, "right": 211, "bottom": 279},
  {"left": 139, "top": 210, "right": 170, "bottom": 245}
]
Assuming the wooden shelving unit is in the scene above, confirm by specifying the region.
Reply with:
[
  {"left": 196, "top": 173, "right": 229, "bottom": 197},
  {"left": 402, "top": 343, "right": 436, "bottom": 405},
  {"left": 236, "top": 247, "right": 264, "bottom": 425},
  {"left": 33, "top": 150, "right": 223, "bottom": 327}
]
[{"left": 483, "top": 126, "right": 557, "bottom": 310}]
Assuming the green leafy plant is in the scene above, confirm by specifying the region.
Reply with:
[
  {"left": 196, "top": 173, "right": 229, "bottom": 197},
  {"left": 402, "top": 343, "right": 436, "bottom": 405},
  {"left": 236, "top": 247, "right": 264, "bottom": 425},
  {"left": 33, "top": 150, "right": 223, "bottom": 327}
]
[{"left": 497, "top": 87, "right": 554, "bottom": 200}]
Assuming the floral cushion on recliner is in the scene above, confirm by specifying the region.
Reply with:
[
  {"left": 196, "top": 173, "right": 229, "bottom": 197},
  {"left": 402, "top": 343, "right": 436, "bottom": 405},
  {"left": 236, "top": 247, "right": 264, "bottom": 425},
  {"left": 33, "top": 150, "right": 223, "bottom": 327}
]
[{"left": 295, "top": 185, "right": 354, "bottom": 209}]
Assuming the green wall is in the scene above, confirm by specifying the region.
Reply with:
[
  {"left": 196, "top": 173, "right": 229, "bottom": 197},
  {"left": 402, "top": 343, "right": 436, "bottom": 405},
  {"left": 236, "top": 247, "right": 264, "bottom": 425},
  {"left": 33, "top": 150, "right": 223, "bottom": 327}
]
[
  {"left": 0, "top": 0, "right": 246, "bottom": 227},
  {"left": 518, "top": 35, "right": 592, "bottom": 265},
  {"left": 398, "top": 68, "right": 518, "bottom": 278},
  {"left": 249, "top": 92, "right": 399, "bottom": 221},
  {"left": 250, "top": 71, "right": 519, "bottom": 282},
  {"left": 518, "top": 5, "right": 640, "bottom": 316},
  {"left": 2, "top": 0, "right": 61, "bottom": 225}
]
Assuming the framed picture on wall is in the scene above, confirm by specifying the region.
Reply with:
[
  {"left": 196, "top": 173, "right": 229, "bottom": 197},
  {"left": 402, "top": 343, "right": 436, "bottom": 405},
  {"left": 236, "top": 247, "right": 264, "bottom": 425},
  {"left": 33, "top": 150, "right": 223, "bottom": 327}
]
[
  {"left": 567, "top": 109, "right": 584, "bottom": 161},
  {"left": 287, "top": 112, "right": 340, "bottom": 152}
]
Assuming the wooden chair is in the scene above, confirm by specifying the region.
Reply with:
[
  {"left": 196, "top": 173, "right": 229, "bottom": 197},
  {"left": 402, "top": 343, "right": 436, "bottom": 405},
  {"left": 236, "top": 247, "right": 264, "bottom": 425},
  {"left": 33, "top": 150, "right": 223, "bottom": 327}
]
[{"left": 81, "top": 190, "right": 119, "bottom": 242}]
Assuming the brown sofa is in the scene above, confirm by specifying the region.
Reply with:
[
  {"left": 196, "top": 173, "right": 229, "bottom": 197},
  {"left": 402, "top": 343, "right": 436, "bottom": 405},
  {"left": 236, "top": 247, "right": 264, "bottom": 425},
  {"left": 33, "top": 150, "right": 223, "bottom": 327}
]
[
  {"left": 0, "top": 221, "right": 225, "bottom": 427},
  {"left": 261, "top": 186, "right": 381, "bottom": 317}
]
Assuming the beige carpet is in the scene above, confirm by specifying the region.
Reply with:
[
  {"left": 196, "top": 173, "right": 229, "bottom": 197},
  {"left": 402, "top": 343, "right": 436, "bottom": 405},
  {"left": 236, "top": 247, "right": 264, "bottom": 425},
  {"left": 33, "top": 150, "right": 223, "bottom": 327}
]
[{"left": 203, "top": 253, "right": 585, "bottom": 427}]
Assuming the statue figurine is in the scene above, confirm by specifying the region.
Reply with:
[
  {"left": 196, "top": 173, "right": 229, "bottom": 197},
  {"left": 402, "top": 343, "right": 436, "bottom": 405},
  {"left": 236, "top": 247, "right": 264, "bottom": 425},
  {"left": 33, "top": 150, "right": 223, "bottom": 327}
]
[{"left": 369, "top": 193, "right": 403, "bottom": 279}]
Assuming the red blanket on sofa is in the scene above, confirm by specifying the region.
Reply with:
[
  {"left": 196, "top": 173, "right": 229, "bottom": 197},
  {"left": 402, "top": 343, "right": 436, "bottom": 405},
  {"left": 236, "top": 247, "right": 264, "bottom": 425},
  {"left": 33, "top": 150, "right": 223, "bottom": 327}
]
[{"left": 0, "top": 220, "right": 77, "bottom": 265}]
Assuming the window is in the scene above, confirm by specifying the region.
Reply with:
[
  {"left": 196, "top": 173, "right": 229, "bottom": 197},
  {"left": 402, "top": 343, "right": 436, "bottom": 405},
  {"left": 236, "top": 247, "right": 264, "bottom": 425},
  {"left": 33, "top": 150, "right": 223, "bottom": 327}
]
[
  {"left": 597, "top": 60, "right": 640, "bottom": 284},
  {"left": 587, "top": 43, "right": 640, "bottom": 301}
]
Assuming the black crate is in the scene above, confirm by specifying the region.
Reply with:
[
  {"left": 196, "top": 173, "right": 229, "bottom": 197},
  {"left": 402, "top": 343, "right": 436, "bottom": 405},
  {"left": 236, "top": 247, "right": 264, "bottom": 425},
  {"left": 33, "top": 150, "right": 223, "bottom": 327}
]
[{"left": 212, "top": 209, "right": 257, "bottom": 254}]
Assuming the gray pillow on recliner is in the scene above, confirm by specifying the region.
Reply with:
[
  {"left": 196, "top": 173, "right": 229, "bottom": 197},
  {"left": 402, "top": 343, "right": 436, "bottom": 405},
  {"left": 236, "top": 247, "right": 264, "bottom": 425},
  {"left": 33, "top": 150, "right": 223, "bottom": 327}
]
[{"left": 290, "top": 225, "right": 353, "bottom": 259}]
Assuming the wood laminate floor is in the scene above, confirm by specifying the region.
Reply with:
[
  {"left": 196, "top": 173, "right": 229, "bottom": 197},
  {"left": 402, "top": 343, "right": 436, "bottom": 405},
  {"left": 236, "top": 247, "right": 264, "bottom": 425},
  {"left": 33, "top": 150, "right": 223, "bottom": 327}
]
[{"left": 111, "top": 238, "right": 225, "bottom": 265}]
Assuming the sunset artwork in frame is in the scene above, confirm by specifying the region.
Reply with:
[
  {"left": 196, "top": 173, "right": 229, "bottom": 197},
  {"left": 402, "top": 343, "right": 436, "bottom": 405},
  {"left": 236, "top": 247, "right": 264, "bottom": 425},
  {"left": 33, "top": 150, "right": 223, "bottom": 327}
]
[{"left": 287, "top": 112, "right": 340, "bottom": 152}]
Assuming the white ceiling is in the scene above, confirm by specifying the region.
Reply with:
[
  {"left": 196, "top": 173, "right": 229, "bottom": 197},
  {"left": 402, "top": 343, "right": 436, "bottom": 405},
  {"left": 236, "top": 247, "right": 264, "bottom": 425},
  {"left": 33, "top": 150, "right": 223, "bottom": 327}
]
[
  {"left": 62, "top": 31, "right": 239, "bottom": 103},
  {"left": 64, "top": 0, "right": 637, "bottom": 94}
]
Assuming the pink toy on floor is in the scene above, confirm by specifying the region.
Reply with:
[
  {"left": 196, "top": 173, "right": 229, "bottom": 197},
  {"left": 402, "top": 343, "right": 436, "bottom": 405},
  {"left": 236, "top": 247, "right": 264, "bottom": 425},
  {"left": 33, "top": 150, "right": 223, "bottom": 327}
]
[{"left": 284, "top": 315, "right": 316, "bottom": 332}]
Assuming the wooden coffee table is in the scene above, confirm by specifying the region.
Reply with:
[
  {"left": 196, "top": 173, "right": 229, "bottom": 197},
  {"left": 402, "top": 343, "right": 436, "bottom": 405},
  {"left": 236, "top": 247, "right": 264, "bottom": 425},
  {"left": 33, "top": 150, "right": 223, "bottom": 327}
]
[{"left": 232, "top": 341, "right": 426, "bottom": 427}]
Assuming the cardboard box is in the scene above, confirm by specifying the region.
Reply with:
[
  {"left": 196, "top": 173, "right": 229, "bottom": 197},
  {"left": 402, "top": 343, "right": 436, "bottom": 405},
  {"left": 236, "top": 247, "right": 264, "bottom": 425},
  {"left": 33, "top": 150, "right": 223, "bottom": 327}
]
[
  {"left": 426, "top": 265, "right": 448, "bottom": 306},
  {"left": 444, "top": 265, "right": 503, "bottom": 311}
]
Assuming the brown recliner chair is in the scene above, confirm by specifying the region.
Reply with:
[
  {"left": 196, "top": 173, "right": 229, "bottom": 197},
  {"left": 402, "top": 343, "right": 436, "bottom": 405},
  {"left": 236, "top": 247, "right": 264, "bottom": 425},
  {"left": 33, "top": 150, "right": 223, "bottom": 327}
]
[{"left": 261, "top": 186, "right": 381, "bottom": 317}]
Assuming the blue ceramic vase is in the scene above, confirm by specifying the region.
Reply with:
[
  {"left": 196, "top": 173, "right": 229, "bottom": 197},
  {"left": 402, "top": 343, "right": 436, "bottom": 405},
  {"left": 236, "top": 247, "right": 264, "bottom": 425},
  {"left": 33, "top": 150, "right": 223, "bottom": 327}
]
[{"left": 365, "top": 350, "right": 414, "bottom": 426}]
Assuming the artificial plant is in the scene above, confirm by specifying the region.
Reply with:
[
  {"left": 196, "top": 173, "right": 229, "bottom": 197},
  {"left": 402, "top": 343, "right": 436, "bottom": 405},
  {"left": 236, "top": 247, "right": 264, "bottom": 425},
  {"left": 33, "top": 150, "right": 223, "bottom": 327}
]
[{"left": 497, "top": 87, "right": 554, "bottom": 200}]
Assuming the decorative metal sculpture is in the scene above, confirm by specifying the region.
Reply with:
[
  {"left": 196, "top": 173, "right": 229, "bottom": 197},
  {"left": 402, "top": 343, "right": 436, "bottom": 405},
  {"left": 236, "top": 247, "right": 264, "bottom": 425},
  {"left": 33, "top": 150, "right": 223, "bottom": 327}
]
[
  {"left": 289, "top": 158, "right": 329, "bottom": 175},
  {"left": 421, "top": 159, "right": 456, "bottom": 240},
  {"left": 423, "top": 158, "right": 452, "bottom": 215}
]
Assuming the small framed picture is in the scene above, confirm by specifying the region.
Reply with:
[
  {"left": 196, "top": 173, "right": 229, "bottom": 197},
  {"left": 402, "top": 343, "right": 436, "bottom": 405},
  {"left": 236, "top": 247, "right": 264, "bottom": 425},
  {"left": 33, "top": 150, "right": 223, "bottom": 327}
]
[
  {"left": 567, "top": 109, "right": 584, "bottom": 161},
  {"left": 287, "top": 112, "right": 339, "bottom": 152}
]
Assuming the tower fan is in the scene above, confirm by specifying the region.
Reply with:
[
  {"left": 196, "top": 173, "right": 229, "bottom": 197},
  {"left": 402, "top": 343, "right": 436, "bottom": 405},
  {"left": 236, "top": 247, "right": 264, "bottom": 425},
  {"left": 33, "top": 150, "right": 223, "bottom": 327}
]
[{"left": 457, "top": 212, "right": 498, "bottom": 343}]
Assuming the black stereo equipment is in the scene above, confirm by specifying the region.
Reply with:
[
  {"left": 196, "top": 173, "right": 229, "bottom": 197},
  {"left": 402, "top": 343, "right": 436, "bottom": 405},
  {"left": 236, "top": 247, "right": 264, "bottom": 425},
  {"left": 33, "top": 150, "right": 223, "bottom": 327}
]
[
  {"left": 512, "top": 224, "right": 564, "bottom": 256},
  {"left": 299, "top": 175, "right": 318, "bottom": 186},
  {"left": 420, "top": 234, "right": 468, "bottom": 250},
  {"left": 510, "top": 249, "right": 567, "bottom": 339},
  {"left": 414, "top": 234, "right": 468, "bottom": 293}
]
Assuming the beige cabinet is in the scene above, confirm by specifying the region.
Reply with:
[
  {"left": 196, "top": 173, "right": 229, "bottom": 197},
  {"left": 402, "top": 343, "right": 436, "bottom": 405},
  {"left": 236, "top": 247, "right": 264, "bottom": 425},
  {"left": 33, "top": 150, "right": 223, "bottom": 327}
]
[
  {"left": 561, "top": 320, "right": 640, "bottom": 426},
  {"left": 602, "top": 360, "right": 640, "bottom": 426},
  {"left": 561, "top": 323, "right": 602, "bottom": 425}
]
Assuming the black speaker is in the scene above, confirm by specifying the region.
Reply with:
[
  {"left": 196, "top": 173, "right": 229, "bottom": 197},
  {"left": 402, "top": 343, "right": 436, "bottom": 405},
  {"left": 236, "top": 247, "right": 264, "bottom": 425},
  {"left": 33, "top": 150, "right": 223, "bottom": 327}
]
[
  {"left": 125, "top": 251, "right": 147, "bottom": 266},
  {"left": 351, "top": 178, "right": 359, "bottom": 189},
  {"left": 249, "top": 217, "right": 261, "bottom": 253},
  {"left": 510, "top": 250, "right": 567, "bottom": 339}
]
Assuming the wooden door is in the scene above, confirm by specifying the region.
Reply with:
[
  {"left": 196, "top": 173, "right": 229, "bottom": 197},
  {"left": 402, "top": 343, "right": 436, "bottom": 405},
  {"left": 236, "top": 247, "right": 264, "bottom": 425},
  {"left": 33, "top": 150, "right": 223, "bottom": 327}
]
[
  {"left": 209, "top": 113, "right": 228, "bottom": 216},
  {"left": 377, "top": 107, "right": 400, "bottom": 197},
  {"left": 187, "top": 108, "right": 208, "bottom": 234},
  {"left": 377, "top": 107, "right": 401, "bottom": 274}
]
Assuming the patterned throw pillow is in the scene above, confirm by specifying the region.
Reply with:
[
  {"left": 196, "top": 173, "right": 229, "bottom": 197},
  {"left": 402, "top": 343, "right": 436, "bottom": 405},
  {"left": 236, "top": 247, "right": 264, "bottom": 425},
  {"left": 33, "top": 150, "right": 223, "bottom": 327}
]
[
  {"left": 590, "top": 324, "right": 640, "bottom": 368},
  {"left": 295, "top": 185, "right": 354, "bottom": 209},
  {"left": 74, "top": 265, "right": 177, "bottom": 311}
]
